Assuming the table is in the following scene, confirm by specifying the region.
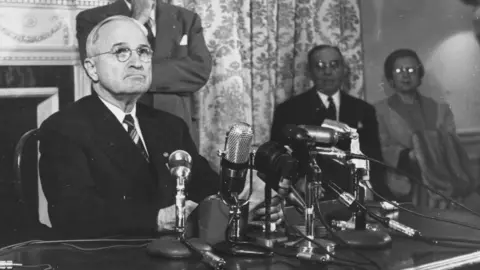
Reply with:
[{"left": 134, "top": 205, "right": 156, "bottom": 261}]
[{"left": 1, "top": 207, "right": 480, "bottom": 270}]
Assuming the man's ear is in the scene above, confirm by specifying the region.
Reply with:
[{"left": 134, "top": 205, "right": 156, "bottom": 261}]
[{"left": 83, "top": 58, "right": 99, "bottom": 82}]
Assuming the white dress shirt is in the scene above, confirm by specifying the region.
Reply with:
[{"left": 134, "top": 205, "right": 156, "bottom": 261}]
[
  {"left": 317, "top": 90, "right": 340, "bottom": 121},
  {"left": 99, "top": 97, "right": 149, "bottom": 155},
  {"left": 124, "top": 0, "right": 156, "bottom": 35}
]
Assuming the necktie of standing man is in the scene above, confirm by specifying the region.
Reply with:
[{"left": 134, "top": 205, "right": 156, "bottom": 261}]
[
  {"left": 144, "top": 18, "right": 156, "bottom": 49},
  {"left": 326, "top": 96, "right": 337, "bottom": 121},
  {"left": 123, "top": 114, "right": 150, "bottom": 162}
]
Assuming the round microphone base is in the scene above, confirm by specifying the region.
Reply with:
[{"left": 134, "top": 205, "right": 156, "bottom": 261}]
[
  {"left": 146, "top": 235, "right": 212, "bottom": 259},
  {"left": 213, "top": 240, "right": 273, "bottom": 257},
  {"left": 333, "top": 229, "right": 392, "bottom": 249},
  {"left": 286, "top": 237, "right": 336, "bottom": 254}
]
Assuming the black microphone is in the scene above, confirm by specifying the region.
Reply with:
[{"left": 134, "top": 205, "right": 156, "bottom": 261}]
[
  {"left": 254, "top": 141, "right": 306, "bottom": 209},
  {"left": 219, "top": 122, "right": 254, "bottom": 205},
  {"left": 326, "top": 180, "right": 422, "bottom": 238}
]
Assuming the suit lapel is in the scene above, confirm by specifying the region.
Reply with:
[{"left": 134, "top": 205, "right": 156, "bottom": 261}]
[
  {"left": 137, "top": 106, "right": 177, "bottom": 207},
  {"left": 339, "top": 91, "right": 355, "bottom": 126},
  {"left": 154, "top": 3, "right": 182, "bottom": 58},
  {"left": 84, "top": 96, "right": 152, "bottom": 180},
  {"left": 305, "top": 88, "right": 327, "bottom": 125}
]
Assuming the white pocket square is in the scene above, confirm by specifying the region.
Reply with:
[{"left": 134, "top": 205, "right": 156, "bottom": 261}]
[{"left": 180, "top": 34, "right": 188, "bottom": 45}]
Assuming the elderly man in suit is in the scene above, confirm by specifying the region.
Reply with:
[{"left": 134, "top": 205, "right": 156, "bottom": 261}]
[
  {"left": 76, "top": 0, "right": 212, "bottom": 144},
  {"left": 40, "top": 16, "right": 281, "bottom": 238},
  {"left": 271, "top": 45, "right": 390, "bottom": 201}
]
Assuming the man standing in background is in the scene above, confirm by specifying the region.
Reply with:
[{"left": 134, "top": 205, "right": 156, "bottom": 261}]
[{"left": 76, "top": 0, "right": 212, "bottom": 145}]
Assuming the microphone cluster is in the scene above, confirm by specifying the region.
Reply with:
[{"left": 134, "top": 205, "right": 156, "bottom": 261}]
[{"left": 152, "top": 121, "right": 480, "bottom": 268}]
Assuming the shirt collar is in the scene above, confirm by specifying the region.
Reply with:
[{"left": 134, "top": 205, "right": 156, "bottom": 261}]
[
  {"left": 98, "top": 96, "right": 137, "bottom": 124},
  {"left": 316, "top": 90, "right": 340, "bottom": 109}
]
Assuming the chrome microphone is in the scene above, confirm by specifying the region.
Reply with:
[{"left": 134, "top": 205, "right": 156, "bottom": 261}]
[
  {"left": 321, "top": 119, "right": 356, "bottom": 135},
  {"left": 298, "top": 125, "right": 341, "bottom": 146},
  {"left": 219, "top": 122, "right": 254, "bottom": 205},
  {"left": 282, "top": 124, "right": 341, "bottom": 146},
  {"left": 168, "top": 150, "right": 192, "bottom": 234}
]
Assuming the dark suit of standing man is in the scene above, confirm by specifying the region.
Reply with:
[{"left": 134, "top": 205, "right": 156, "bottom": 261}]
[
  {"left": 271, "top": 45, "right": 391, "bottom": 201},
  {"left": 76, "top": 0, "right": 212, "bottom": 144}
]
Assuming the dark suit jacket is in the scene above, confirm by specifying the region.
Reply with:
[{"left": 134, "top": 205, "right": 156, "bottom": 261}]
[
  {"left": 76, "top": 0, "right": 212, "bottom": 137},
  {"left": 271, "top": 88, "right": 390, "bottom": 200},
  {"left": 39, "top": 95, "right": 219, "bottom": 238}
]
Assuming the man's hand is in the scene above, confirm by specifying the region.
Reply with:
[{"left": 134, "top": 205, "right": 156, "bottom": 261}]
[
  {"left": 250, "top": 196, "right": 284, "bottom": 225},
  {"left": 131, "top": 0, "right": 155, "bottom": 24},
  {"left": 157, "top": 200, "right": 198, "bottom": 232}
]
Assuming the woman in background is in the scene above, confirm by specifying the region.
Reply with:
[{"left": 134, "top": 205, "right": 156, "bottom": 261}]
[{"left": 375, "top": 48, "right": 479, "bottom": 209}]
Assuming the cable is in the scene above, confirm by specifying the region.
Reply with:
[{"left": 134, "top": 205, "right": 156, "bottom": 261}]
[
  {"left": 363, "top": 181, "right": 480, "bottom": 232},
  {"left": 61, "top": 243, "right": 148, "bottom": 251},
  {"left": 363, "top": 156, "right": 480, "bottom": 219},
  {"left": 334, "top": 179, "right": 480, "bottom": 249},
  {"left": 0, "top": 238, "right": 154, "bottom": 256}
]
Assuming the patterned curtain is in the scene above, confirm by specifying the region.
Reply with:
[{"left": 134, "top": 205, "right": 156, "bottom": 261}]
[{"left": 168, "top": 0, "right": 364, "bottom": 170}]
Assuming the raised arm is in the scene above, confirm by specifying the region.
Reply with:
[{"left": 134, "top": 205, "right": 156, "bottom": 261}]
[{"left": 150, "top": 13, "right": 212, "bottom": 95}]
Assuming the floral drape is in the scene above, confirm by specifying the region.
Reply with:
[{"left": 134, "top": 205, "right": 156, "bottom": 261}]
[{"left": 172, "top": 0, "right": 363, "bottom": 169}]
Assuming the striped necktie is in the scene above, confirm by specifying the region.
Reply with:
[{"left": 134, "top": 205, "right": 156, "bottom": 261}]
[
  {"left": 123, "top": 114, "right": 149, "bottom": 162},
  {"left": 144, "top": 19, "right": 156, "bottom": 49}
]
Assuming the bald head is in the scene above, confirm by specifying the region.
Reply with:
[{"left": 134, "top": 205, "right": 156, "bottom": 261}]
[{"left": 85, "top": 15, "right": 147, "bottom": 58}]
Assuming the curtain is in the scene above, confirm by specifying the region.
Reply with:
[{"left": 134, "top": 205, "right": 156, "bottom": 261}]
[{"left": 168, "top": 0, "right": 364, "bottom": 170}]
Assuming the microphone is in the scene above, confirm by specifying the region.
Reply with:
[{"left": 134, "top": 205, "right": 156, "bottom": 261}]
[
  {"left": 214, "top": 123, "right": 272, "bottom": 256},
  {"left": 321, "top": 119, "right": 356, "bottom": 134},
  {"left": 219, "top": 122, "right": 254, "bottom": 205},
  {"left": 168, "top": 150, "right": 192, "bottom": 234},
  {"left": 282, "top": 124, "right": 340, "bottom": 146},
  {"left": 148, "top": 150, "right": 227, "bottom": 268},
  {"left": 298, "top": 125, "right": 341, "bottom": 146},
  {"left": 254, "top": 141, "right": 306, "bottom": 209},
  {"left": 311, "top": 146, "right": 364, "bottom": 161}
]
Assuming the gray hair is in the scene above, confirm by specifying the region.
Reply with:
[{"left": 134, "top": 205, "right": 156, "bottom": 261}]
[{"left": 85, "top": 15, "right": 147, "bottom": 58}]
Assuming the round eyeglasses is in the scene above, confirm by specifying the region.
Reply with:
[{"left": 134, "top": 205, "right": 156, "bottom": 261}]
[
  {"left": 93, "top": 46, "right": 153, "bottom": 63},
  {"left": 394, "top": 67, "right": 419, "bottom": 75}
]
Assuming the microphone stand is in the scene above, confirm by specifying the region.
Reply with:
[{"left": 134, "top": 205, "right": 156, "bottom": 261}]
[
  {"left": 285, "top": 150, "right": 336, "bottom": 257},
  {"left": 148, "top": 172, "right": 226, "bottom": 269},
  {"left": 332, "top": 134, "right": 392, "bottom": 249},
  {"left": 213, "top": 153, "right": 273, "bottom": 256},
  {"left": 246, "top": 174, "right": 288, "bottom": 247}
]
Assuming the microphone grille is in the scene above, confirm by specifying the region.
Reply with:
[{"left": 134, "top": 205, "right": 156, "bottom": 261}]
[
  {"left": 224, "top": 122, "right": 253, "bottom": 164},
  {"left": 168, "top": 150, "right": 192, "bottom": 169}
]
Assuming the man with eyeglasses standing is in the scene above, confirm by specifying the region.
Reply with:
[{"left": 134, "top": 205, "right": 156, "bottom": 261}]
[
  {"left": 76, "top": 0, "right": 212, "bottom": 146},
  {"left": 38, "top": 16, "right": 219, "bottom": 239},
  {"left": 270, "top": 45, "right": 390, "bottom": 201}
]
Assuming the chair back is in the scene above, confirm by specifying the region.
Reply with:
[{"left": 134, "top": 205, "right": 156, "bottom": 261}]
[{"left": 13, "top": 128, "right": 51, "bottom": 227}]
